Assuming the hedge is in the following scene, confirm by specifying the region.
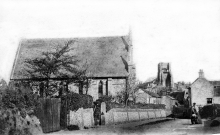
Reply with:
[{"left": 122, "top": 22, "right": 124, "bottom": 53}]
[
  {"left": 61, "top": 92, "right": 93, "bottom": 111},
  {"left": 95, "top": 96, "right": 165, "bottom": 112},
  {"left": 200, "top": 104, "right": 220, "bottom": 119},
  {"left": 129, "top": 103, "right": 166, "bottom": 109},
  {"left": 1, "top": 89, "right": 40, "bottom": 112},
  {"left": 0, "top": 108, "right": 42, "bottom": 135}
]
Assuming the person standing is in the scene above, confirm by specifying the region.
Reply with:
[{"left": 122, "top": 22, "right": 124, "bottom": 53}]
[
  {"left": 172, "top": 102, "right": 178, "bottom": 120},
  {"left": 191, "top": 102, "right": 199, "bottom": 124}
]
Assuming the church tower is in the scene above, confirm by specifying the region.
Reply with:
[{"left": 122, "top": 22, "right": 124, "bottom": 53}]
[{"left": 157, "top": 62, "right": 173, "bottom": 88}]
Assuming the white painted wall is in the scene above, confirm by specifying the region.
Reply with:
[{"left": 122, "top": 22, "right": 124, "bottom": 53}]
[{"left": 191, "top": 78, "right": 214, "bottom": 107}]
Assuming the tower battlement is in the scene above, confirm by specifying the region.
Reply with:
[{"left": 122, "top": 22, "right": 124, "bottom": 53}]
[{"left": 157, "top": 62, "right": 173, "bottom": 88}]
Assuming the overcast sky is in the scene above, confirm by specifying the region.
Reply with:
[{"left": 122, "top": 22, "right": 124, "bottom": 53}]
[{"left": 0, "top": 0, "right": 220, "bottom": 83}]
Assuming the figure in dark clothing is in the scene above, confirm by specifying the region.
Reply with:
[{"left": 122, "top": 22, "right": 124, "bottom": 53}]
[
  {"left": 93, "top": 101, "right": 101, "bottom": 126},
  {"left": 172, "top": 102, "right": 178, "bottom": 120},
  {"left": 191, "top": 102, "right": 199, "bottom": 124}
]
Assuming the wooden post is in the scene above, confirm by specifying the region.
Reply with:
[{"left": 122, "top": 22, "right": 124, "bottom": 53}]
[{"left": 86, "top": 78, "right": 89, "bottom": 95}]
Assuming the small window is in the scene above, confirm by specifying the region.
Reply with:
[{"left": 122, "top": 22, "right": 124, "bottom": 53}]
[
  {"left": 207, "top": 98, "right": 212, "bottom": 104},
  {"left": 214, "top": 86, "right": 217, "bottom": 88}
]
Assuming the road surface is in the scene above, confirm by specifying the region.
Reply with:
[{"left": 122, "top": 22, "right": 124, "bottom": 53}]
[{"left": 47, "top": 119, "right": 220, "bottom": 135}]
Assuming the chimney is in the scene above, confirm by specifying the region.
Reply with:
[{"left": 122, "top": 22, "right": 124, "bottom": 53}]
[{"left": 199, "top": 69, "right": 204, "bottom": 78}]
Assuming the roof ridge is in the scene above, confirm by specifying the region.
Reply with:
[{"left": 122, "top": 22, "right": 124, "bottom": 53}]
[{"left": 20, "top": 35, "right": 129, "bottom": 41}]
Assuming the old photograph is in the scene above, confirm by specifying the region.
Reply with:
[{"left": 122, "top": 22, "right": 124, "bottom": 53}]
[{"left": 0, "top": 0, "right": 220, "bottom": 135}]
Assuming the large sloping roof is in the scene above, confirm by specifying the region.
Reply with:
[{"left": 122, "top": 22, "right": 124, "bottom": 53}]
[{"left": 11, "top": 36, "right": 130, "bottom": 79}]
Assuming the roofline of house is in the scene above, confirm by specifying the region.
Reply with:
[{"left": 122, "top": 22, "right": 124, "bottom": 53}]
[
  {"left": 10, "top": 76, "right": 128, "bottom": 81},
  {"left": 20, "top": 35, "right": 130, "bottom": 41},
  {"left": 191, "top": 77, "right": 214, "bottom": 87},
  {"left": 10, "top": 40, "right": 23, "bottom": 80}
]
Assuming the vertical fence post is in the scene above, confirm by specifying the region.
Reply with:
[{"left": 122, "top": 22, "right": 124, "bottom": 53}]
[
  {"left": 127, "top": 108, "right": 129, "bottom": 122},
  {"left": 137, "top": 109, "right": 141, "bottom": 121}
]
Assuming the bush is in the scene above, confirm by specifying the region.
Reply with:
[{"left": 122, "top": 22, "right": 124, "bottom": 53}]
[
  {"left": 67, "top": 125, "right": 79, "bottom": 130},
  {"left": 95, "top": 96, "right": 125, "bottom": 112},
  {"left": 200, "top": 104, "right": 220, "bottom": 119},
  {"left": 0, "top": 82, "right": 42, "bottom": 135},
  {"left": 94, "top": 96, "right": 166, "bottom": 112},
  {"left": 1, "top": 89, "right": 40, "bottom": 113},
  {"left": 61, "top": 92, "right": 93, "bottom": 111},
  {"left": 128, "top": 103, "right": 166, "bottom": 109},
  {"left": 96, "top": 96, "right": 112, "bottom": 112},
  {"left": 0, "top": 108, "right": 42, "bottom": 135}
]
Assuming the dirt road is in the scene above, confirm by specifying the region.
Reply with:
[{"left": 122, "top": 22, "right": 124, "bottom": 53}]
[{"left": 47, "top": 119, "right": 220, "bottom": 135}]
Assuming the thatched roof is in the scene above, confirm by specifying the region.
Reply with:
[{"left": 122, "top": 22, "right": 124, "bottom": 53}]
[{"left": 11, "top": 36, "right": 130, "bottom": 80}]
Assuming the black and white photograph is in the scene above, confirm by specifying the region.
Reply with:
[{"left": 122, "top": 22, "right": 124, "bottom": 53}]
[{"left": 0, "top": 0, "right": 220, "bottom": 135}]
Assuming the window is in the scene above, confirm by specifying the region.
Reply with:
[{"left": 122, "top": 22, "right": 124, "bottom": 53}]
[
  {"left": 106, "top": 80, "right": 108, "bottom": 96},
  {"left": 98, "top": 81, "right": 103, "bottom": 98},
  {"left": 207, "top": 98, "right": 212, "bottom": 104}
]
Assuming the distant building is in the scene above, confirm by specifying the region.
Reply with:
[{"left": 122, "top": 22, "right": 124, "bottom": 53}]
[
  {"left": 161, "top": 95, "right": 177, "bottom": 115},
  {"left": 135, "top": 89, "right": 161, "bottom": 104},
  {"left": 156, "top": 63, "right": 173, "bottom": 88},
  {"left": 190, "top": 69, "right": 220, "bottom": 107},
  {"left": 10, "top": 34, "right": 136, "bottom": 101},
  {"left": 173, "top": 82, "right": 191, "bottom": 92}
]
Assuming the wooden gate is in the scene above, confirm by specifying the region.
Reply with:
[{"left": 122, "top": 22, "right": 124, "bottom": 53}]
[{"left": 35, "top": 98, "right": 61, "bottom": 133}]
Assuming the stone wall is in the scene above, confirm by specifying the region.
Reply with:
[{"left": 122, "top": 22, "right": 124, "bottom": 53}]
[
  {"left": 68, "top": 108, "right": 94, "bottom": 130},
  {"left": 68, "top": 78, "right": 126, "bottom": 101},
  {"left": 105, "top": 108, "right": 166, "bottom": 125},
  {"left": 161, "top": 96, "right": 177, "bottom": 116},
  {"left": 68, "top": 107, "right": 167, "bottom": 129}
]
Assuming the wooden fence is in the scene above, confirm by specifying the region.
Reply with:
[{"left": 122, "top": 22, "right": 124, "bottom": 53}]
[{"left": 35, "top": 98, "right": 61, "bottom": 133}]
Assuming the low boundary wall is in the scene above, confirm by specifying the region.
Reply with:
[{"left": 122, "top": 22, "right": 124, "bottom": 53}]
[
  {"left": 68, "top": 108, "right": 94, "bottom": 129},
  {"left": 68, "top": 108, "right": 167, "bottom": 129},
  {"left": 105, "top": 108, "right": 167, "bottom": 125}
]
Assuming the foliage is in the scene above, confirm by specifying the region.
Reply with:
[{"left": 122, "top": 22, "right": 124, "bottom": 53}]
[
  {"left": 200, "top": 104, "right": 220, "bottom": 119},
  {"left": 0, "top": 80, "right": 42, "bottom": 135},
  {"left": 67, "top": 125, "right": 79, "bottom": 130},
  {"left": 0, "top": 89, "right": 40, "bottom": 112},
  {"left": 0, "top": 78, "right": 8, "bottom": 93},
  {"left": 114, "top": 90, "right": 127, "bottom": 104},
  {"left": 23, "top": 40, "right": 89, "bottom": 97},
  {"left": 113, "top": 77, "right": 139, "bottom": 106},
  {"left": 127, "top": 103, "right": 165, "bottom": 109},
  {"left": 96, "top": 95, "right": 115, "bottom": 112},
  {"left": 95, "top": 96, "right": 166, "bottom": 112},
  {"left": 61, "top": 92, "right": 93, "bottom": 111},
  {"left": 0, "top": 108, "right": 42, "bottom": 135},
  {"left": 169, "top": 91, "right": 184, "bottom": 104}
]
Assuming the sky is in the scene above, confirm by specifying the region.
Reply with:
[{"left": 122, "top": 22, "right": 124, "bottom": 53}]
[{"left": 0, "top": 0, "right": 220, "bottom": 83}]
